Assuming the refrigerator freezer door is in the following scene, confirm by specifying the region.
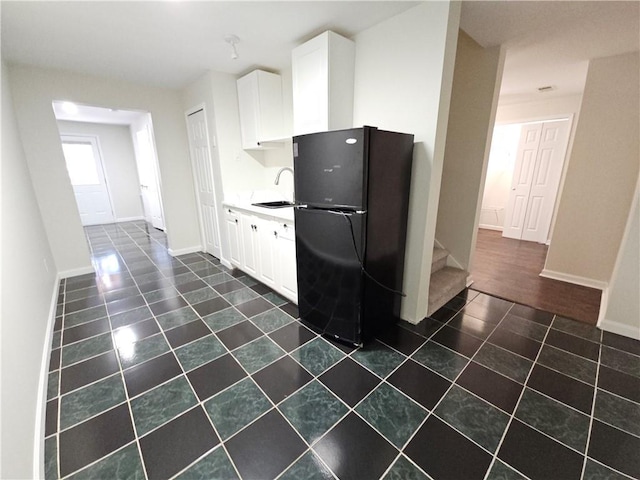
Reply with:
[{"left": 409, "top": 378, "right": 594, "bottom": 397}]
[
  {"left": 294, "top": 208, "right": 365, "bottom": 344},
  {"left": 293, "top": 128, "right": 367, "bottom": 209}
]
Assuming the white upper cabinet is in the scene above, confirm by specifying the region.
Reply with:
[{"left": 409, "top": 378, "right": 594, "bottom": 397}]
[
  {"left": 292, "top": 31, "right": 355, "bottom": 136},
  {"left": 237, "top": 70, "right": 283, "bottom": 149}
]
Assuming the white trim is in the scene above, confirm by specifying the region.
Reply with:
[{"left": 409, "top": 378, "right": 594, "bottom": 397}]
[
  {"left": 33, "top": 274, "right": 61, "bottom": 479},
  {"left": 478, "top": 224, "right": 503, "bottom": 232},
  {"left": 597, "top": 176, "right": 640, "bottom": 333},
  {"left": 598, "top": 318, "right": 640, "bottom": 341},
  {"left": 539, "top": 268, "right": 607, "bottom": 290},
  {"left": 168, "top": 246, "right": 202, "bottom": 257},
  {"left": 466, "top": 274, "right": 474, "bottom": 287},
  {"left": 59, "top": 265, "right": 95, "bottom": 279},
  {"left": 116, "top": 216, "right": 145, "bottom": 223},
  {"left": 220, "top": 258, "right": 234, "bottom": 270}
]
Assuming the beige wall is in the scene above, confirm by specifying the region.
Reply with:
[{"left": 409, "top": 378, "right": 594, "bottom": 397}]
[
  {"left": 56, "top": 121, "right": 144, "bottom": 221},
  {"left": 352, "top": 1, "right": 461, "bottom": 323},
  {"left": 8, "top": 64, "right": 201, "bottom": 275},
  {"left": 436, "top": 30, "right": 504, "bottom": 271},
  {"left": 545, "top": 52, "right": 640, "bottom": 284},
  {"left": 600, "top": 179, "right": 640, "bottom": 339},
  {"left": 1, "top": 63, "right": 58, "bottom": 479}
]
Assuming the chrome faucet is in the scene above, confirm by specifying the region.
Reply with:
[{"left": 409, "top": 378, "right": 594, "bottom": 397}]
[{"left": 274, "top": 167, "right": 294, "bottom": 185}]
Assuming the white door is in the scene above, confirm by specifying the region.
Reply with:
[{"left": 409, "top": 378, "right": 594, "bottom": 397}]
[
  {"left": 503, "top": 119, "right": 570, "bottom": 243},
  {"left": 186, "top": 108, "right": 222, "bottom": 259},
  {"left": 61, "top": 135, "right": 114, "bottom": 226},
  {"left": 134, "top": 121, "right": 165, "bottom": 230}
]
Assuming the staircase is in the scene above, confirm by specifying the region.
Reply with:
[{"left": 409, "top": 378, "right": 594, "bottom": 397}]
[{"left": 428, "top": 246, "right": 468, "bottom": 317}]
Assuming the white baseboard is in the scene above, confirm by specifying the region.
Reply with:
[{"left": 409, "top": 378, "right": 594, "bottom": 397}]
[
  {"left": 539, "top": 269, "right": 607, "bottom": 290},
  {"left": 478, "top": 224, "right": 503, "bottom": 232},
  {"left": 34, "top": 274, "right": 61, "bottom": 478},
  {"left": 598, "top": 319, "right": 640, "bottom": 340},
  {"left": 466, "top": 274, "right": 474, "bottom": 288},
  {"left": 116, "top": 216, "right": 145, "bottom": 223},
  {"left": 59, "top": 265, "right": 95, "bottom": 279},
  {"left": 168, "top": 245, "right": 203, "bottom": 257}
]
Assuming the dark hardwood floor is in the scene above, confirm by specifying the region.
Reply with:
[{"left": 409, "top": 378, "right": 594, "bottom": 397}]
[{"left": 471, "top": 229, "right": 601, "bottom": 325}]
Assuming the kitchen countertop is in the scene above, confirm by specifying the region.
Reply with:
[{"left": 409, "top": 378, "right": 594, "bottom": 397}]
[{"left": 222, "top": 201, "right": 295, "bottom": 223}]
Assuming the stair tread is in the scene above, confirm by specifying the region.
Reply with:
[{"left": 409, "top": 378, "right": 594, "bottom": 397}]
[{"left": 432, "top": 247, "right": 449, "bottom": 264}]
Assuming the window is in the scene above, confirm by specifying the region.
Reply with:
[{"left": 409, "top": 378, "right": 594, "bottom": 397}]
[{"left": 61, "top": 141, "right": 101, "bottom": 185}]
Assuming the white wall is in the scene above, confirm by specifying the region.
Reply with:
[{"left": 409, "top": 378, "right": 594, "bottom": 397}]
[
  {"left": 600, "top": 179, "right": 640, "bottom": 339},
  {"left": 1, "top": 62, "right": 58, "bottom": 479},
  {"left": 479, "top": 124, "right": 521, "bottom": 229},
  {"left": 545, "top": 52, "right": 639, "bottom": 285},
  {"left": 353, "top": 1, "right": 461, "bottom": 323},
  {"left": 495, "top": 95, "right": 583, "bottom": 125},
  {"left": 264, "top": 67, "right": 295, "bottom": 201},
  {"left": 436, "top": 30, "right": 504, "bottom": 271},
  {"left": 8, "top": 64, "right": 201, "bottom": 275},
  {"left": 56, "top": 121, "right": 144, "bottom": 221}
]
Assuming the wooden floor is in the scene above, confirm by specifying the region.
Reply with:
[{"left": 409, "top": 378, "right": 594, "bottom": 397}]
[{"left": 471, "top": 229, "right": 601, "bottom": 325}]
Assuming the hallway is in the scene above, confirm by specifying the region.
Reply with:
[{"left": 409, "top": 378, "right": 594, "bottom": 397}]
[{"left": 471, "top": 229, "right": 602, "bottom": 325}]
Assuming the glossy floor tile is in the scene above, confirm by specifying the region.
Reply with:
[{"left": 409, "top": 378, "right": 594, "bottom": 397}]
[{"left": 45, "top": 221, "right": 640, "bottom": 479}]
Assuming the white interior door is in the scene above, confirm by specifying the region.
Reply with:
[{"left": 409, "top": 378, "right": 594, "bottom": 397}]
[
  {"left": 61, "top": 135, "right": 115, "bottom": 226},
  {"left": 133, "top": 121, "right": 165, "bottom": 230},
  {"left": 186, "top": 108, "right": 222, "bottom": 259},
  {"left": 503, "top": 123, "right": 543, "bottom": 239},
  {"left": 503, "top": 119, "right": 570, "bottom": 243}
]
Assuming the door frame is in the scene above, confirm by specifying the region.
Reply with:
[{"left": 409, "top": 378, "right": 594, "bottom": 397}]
[
  {"left": 184, "top": 104, "right": 224, "bottom": 261},
  {"left": 60, "top": 133, "right": 116, "bottom": 225},
  {"left": 493, "top": 113, "right": 574, "bottom": 245}
]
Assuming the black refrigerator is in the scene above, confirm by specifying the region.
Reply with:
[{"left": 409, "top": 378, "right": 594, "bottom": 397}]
[{"left": 293, "top": 126, "right": 414, "bottom": 345}]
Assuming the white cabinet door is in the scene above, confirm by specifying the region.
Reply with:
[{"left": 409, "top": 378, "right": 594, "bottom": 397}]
[
  {"left": 240, "top": 212, "right": 259, "bottom": 276},
  {"left": 292, "top": 31, "right": 355, "bottom": 136},
  {"left": 257, "top": 218, "right": 278, "bottom": 289},
  {"left": 277, "top": 222, "right": 298, "bottom": 303},
  {"left": 237, "top": 70, "right": 283, "bottom": 149},
  {"left": 225, "top": 209, "right": 242, "bottom": 267}
]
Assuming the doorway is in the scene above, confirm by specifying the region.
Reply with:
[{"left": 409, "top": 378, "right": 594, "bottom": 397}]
[
  {"left": 480, "top": 117, "right": 571, "bottom": 244},
  {"left": 53, "top": 101, "right": 166, "bottom": 231},
  {"left": 60, "top": 134, "right": 115, "bottom": 226}
]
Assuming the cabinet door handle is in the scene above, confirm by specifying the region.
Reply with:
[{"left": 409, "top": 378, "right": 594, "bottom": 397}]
[
  {"left": 228, "top": 209, "right": 231, "bottom": 213},
  {"left": 274, "top": 231, "right": 278, "bottom": 238},
  {"left": 235, "top": 219, "right": 238, "bottom": 224}
]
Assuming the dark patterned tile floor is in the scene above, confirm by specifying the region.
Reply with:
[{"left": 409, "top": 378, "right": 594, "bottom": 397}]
[{"left": 45, "top": 221, "right": 640, "bottom": 479}]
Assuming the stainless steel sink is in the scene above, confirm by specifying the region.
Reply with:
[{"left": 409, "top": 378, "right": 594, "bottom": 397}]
[{"left": 251, "top": 201, "right": 295, "bottom": 209}]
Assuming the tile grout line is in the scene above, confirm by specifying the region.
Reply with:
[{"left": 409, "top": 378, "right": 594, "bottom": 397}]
[
  {"left": 579, "top": 330, "right": 603, "bottom": 480},
  {"left": 482, "top": 315, "right": 555, "bottom": 480}
]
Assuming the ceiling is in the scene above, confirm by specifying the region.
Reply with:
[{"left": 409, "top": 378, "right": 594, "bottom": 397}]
[
  {"left": 2, "top": 1, "right": 638, "bottom": 108},
  {"left": 460, "top": 1, "right": 640, "bottom": 105}
]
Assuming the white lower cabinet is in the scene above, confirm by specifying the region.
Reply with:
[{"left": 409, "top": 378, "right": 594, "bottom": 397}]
[
  {"left": 224, "top": 204, "right": 298, "bottom": 304},
  {"left": 276, "top": 222, "right": 298, "bottom": 302},
  {"left": 257, "top": 217, "right": 277, "bottom": 289},
  {"left": 225, "top": 208, "right": 242, "bottom": 268}
]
